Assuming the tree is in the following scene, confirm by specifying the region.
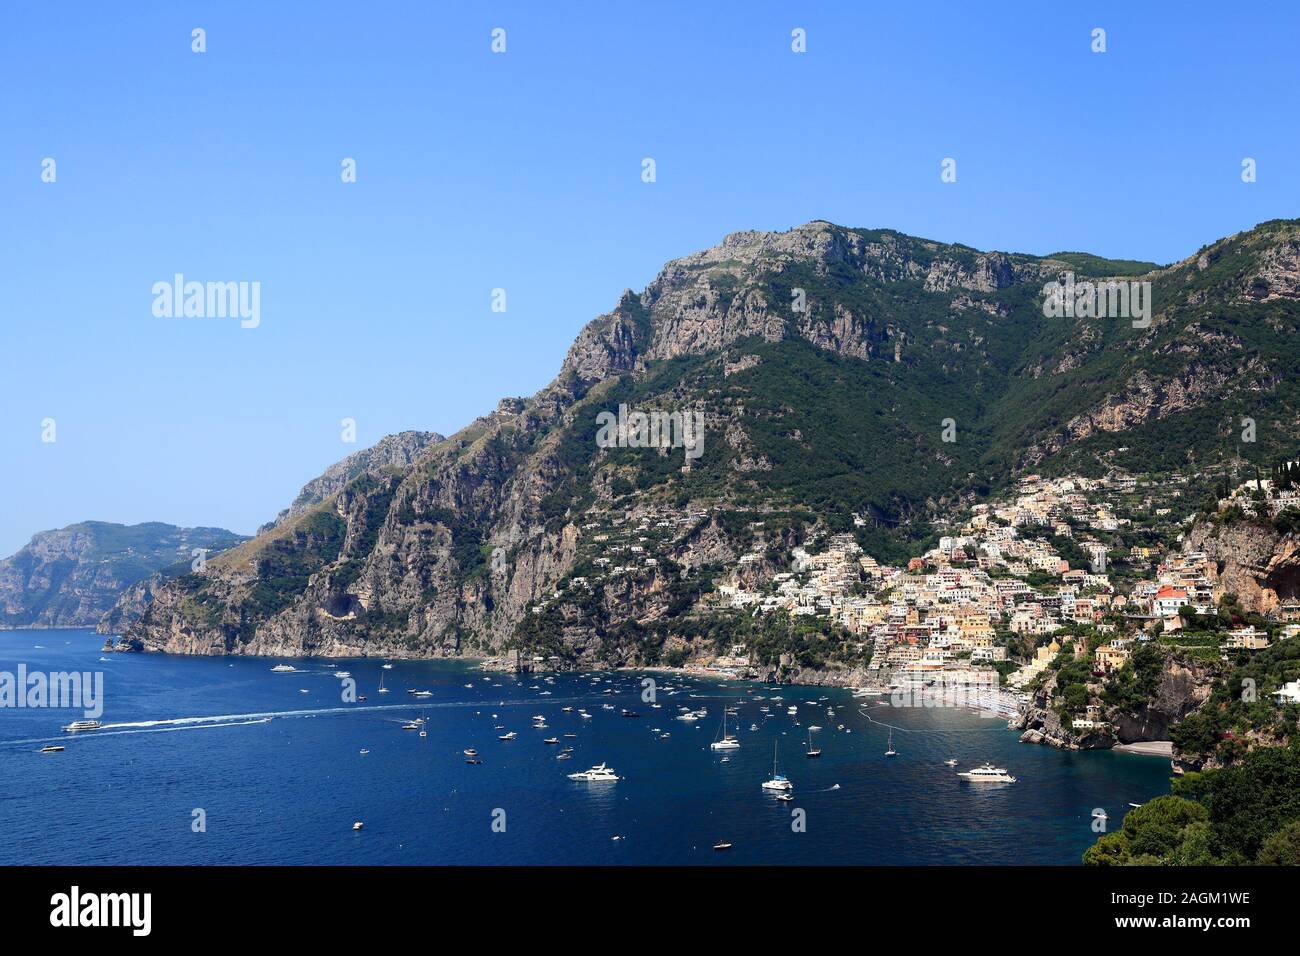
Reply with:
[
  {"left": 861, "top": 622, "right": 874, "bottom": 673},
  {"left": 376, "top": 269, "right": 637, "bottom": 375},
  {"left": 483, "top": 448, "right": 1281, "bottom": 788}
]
[{"left": 1256, "top": 820, "right": 1300, "bottom": 865}]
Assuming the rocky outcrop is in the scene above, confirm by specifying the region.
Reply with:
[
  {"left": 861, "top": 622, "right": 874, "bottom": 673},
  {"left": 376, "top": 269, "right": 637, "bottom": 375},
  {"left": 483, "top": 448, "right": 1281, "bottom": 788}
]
[
  {"left": 1188, "top": 518, "right": 1300, "bottom": 616},
  {"left": 1013, "top": 651, "right": 1217, "bottom": 750},
  {"left": 263, "top": 430, "right": 444, "bottom": 531}
]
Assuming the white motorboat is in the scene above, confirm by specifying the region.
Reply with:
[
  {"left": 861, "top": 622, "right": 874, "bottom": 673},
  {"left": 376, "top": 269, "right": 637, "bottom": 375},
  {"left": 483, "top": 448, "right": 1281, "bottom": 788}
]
[
  {"left": 957, "top": 763, "right": 1017, "bottom": 783},
  {"left": 62, "top": 720, "right": 101, "bottom": 733},
  {"left": 271, "top": 664, "right": 297, "bottom": 673},
  {"left": 567, "top": 763, "right": 619, "bottom": 782}
]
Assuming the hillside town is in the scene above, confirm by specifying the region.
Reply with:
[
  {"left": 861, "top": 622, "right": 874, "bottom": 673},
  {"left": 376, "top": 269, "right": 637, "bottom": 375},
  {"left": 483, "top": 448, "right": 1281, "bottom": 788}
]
[{"left": 515, "top": 468, "right": 1300, "bottom": 733}]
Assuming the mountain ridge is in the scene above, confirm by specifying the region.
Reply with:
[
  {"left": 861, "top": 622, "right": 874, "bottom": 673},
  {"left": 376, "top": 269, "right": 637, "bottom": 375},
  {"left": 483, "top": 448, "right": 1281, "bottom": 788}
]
[{"left": 111, "top": 217, "right": 1300, "bottom": 663}]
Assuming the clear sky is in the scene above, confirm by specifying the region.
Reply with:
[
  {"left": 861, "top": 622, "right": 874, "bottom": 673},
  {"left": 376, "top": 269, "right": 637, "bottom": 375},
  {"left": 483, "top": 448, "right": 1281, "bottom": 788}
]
[{"left": 2, "top": 1, "right": 1297, "bottom": 555}]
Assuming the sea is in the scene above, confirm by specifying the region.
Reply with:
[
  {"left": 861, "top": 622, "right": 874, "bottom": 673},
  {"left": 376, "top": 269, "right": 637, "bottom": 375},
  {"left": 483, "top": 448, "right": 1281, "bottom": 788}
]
[{"left": 0, "top": 629, "right": 1171, "bottom": 865}]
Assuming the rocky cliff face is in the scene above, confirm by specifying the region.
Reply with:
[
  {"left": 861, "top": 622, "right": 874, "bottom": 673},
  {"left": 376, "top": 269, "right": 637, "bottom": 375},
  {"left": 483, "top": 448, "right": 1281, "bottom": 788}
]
[
  {"left": 1188, "top": 518, "right": 1300, "bottom": 616},
  {"left": 263, "top": 430, "right": 444, "bottom": 531},
  {"left": 0, "top": 522, "right": 246, "bottom": 628},
  {"left": 114, "top": 218, "right": 1300, "bottom": 662},
  {"left": 1013, "top": 650, "right": 1217, "bottom": 750}
]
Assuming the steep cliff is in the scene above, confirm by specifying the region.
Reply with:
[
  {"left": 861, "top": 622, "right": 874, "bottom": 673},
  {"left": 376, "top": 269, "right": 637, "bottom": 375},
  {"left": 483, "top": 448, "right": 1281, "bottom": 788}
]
[{"left": 1188, "top": 517, "right": 1300, "bottom": 616}]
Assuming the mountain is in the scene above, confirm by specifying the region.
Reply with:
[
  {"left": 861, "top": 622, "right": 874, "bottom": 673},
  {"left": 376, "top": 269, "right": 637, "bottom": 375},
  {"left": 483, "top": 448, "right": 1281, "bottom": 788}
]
[
  {"left": 260, "top": 430, "right": 444, "bottom": 532},
  {"left": 0, "top": 522, "right": 247, "bottom": 628},
  {"left": 115, "top": 218, "right": 1300, "bottom": 661}
]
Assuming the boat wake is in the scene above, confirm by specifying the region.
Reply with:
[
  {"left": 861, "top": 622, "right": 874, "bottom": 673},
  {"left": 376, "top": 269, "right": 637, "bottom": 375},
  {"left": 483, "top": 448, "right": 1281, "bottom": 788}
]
[{"left": 0, "top": 697, "right": 601, "bottom": 748}]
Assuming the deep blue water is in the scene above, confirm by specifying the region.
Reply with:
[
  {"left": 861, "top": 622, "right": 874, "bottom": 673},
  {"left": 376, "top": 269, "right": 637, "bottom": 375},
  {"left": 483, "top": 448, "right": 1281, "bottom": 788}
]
[{"left": 0, "top": 630, "right": 1171, "bottom": 865}]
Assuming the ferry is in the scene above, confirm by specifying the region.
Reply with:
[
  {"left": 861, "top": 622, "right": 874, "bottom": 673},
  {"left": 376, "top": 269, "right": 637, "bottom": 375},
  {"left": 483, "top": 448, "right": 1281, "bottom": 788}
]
[
  {"left": 62, "top": 720, "right": 101, "bottom": 733},
  {"left": 957, "top": 763, "right": 1017, "bottom": 783},
  {"left": 270, "top": 664, "right": 297, "bottom": 673},
  {"left": 567, "top": 763, "right": 619, "bottom": 782}
]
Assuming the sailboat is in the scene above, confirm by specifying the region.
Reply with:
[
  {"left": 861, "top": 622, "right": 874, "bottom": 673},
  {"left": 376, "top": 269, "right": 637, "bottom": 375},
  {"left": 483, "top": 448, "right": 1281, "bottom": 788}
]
[
  {"left": 805, "top": 727, "right": 821, "bottom": 758},
  {"left": 378, "top": 670, "right": 389, "bottom": 694},
  {"left": 710, "top": 703, "right": 740, "bottom": 751},
  {"left": 884, "top": 727, "right": 897, "bottom": 757},
  {"left": 761, "top": 741, "right": 793, "bottom": 791}
]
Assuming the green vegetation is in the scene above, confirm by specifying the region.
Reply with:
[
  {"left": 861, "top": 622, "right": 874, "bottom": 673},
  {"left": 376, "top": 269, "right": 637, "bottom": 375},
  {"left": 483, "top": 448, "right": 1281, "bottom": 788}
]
[{"left": 1086, "top": 743, "right": 1300, "bottom": 865}]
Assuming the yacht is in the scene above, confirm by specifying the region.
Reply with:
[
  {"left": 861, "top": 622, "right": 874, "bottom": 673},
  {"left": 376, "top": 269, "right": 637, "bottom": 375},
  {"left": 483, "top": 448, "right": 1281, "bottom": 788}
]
[
  {"left": 543, "top": 737, "right": 560, "bottom": 745},
  {"left": 62, "top": 720, "right": 101, "bottom": 733},
  {"left": 710, "top": 706, "right": 741, "bottom": 751},
  {"left": 567, "top": 763, "right": 619, "bottom": 782},
  {"left": 412, "top": 690, "right": 433, "bottom": 698},
  {"left": 499, "top": 731, "right": 517, "bottom": 740},
  {"left": 805, "top": 728, "right": 821, "bottom": 758},
  {"left": 761, "top": 742, "right": 793, "bottom": 792},
  {"left": 958, "top": 763, "right": 1017, "bottom": 783},
  {"left": 787, "top": 705, "right": 798, "bottom": 715},
  {"left": 270, "top": 664, "right": 297, "bottom": 673}
]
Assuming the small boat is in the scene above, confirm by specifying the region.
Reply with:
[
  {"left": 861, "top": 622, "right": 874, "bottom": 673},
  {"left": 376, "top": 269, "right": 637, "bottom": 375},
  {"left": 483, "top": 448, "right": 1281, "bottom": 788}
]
[
  {"left": 463, "top": 748, "right": 478, "bottom": 756},
  {"left": 776, "top": 792, "right": 794, "bottom": 803},
  {"left": 359, "top": 749, "right": 370, "bottom": 755},
  {"left": 761, "top": 742, "right": 793, "bottom": 792},
  {"left": 333, "top": 671, "right": 351, "bottom": 679},
  {"left": 805, "top": 728, "right": 821, "bottom": 758},
  {"left": 944, "top": 759, "right": 959, "bottom": 767},
  {"left": 40, "top": 745, "right": 65, "bottom": 753},
  {"left": 620, "top": 709, "right": 640, "bottom": 718},
  {"left": 710, "top": 706, "right": 741, "bottom": 751},
  {"left": 884, "top": 728, "right": 897, "bottom": 757},
  {"left": 957, "top": 763, "right": 1017, "bottom": 783},
  {"left": 499, "top": 732, "right": 517, "bottom": 740},
  {"left": 713, "top": 841, "right": 732, "bottom": 851},
  {"left": 352, "top": 821, "right": 364, "bottom": 831},
  {"left": 567, "top": 763, "right": 619, "bottom": 782},
  {"left": 382, "top": 663, "right": 393, "bottom": 669},
  {"left": 412, "top": 690, "right": 432, "bottom": 698},
  {"left": 543, "top": 737, "right": 560, "bottom": 745},
  {"left": 465, "top": 758, "right": 483, "bottom": 765},
  {"left": 401, "top": 722, "right": 420, "bottom": 731},
  {"left": 271, "top": 664, "right": 297, "bottom": 673}
]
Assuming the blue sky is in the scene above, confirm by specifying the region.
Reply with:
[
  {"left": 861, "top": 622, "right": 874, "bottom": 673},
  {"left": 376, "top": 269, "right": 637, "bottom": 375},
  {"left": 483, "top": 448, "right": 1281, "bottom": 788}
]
[{"left": 2, "top": 1, "right": 1297, "bottom": 555}]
